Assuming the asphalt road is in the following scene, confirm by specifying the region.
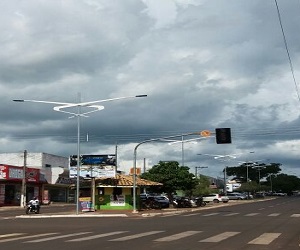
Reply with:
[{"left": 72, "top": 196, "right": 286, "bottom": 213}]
[{"left": 0, "top": 197, "right": 299, "bottom": 250}]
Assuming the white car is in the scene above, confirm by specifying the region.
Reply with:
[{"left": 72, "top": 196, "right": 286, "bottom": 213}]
[{"left": 202, "top": 194, "right": 229, "bottom": 203}]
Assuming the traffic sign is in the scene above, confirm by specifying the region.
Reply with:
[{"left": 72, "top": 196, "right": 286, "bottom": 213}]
[{"left": 200, "top": 130, "right": 211, "bottom": 137}]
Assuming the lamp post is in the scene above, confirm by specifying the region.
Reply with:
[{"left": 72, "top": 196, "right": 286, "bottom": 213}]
[
  {"left": 133, "top": 131, "right": 207, "bottom": 213},
  {"left": 14, "top": 94, "right": 147, "bottom": 214},
  {"left": 198, "top": 151, "right": 255, "bottom": 194},
  {"left": 195, "top": 166, "right": 208, "bottom": 188},
  {"left": 254, "top": 165, "right": 266, "bottom": 191}
]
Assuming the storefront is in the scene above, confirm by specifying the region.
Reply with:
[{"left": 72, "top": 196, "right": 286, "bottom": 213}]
[
  {"left": 76, "top": 174, "right": 162, "bottom": 211},
  {"left": 0, "top": 164, "right": 42, "bottom": 206}
]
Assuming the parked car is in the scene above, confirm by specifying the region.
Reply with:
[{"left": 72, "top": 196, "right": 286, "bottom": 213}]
[
  {"left": 227, "top": 192, "right": 247, "bottom": 200},
  {"left": 202, "top": 194, "right": 229, "bottom": 203},
  {"left": 153, "top": 195, "right": 170, "bottom": 208},
  {"left": 140, "top": 194, "right": 170, "bottom": 209},
  {"left": 241, "top": 192, "right": 253, "bottom": 199}
]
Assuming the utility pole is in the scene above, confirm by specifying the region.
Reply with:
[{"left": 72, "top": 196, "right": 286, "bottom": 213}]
[
  {"left": 143, "top": 158, "right": 146, "bottom": 173},
  {"left": 195, "top": 166, "right": 208, "bottom": 188},
  {"left": 195, "top": 166, "right": 208, "bottom": 178},
  {"left": 115, "top": 143, "right": 118, "bottom": 173},
  {"left": 21, "top": 150, "right": 27, "bottom": 207},
  {"left": 223, "top": 166, "right": 227, "bottom": 195}
]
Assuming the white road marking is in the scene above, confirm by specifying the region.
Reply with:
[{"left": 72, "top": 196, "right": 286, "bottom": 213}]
[
  {"left": 268, "top": 213, "right": 280, "bottom": 217},
  {"left": 183, "top": 213, "right": 200, "bottom": 217},
  {"left": 0, "top": 233, "right": 57, "bottom": 243},
  {"left": 202, "top": 213, "right": 220, "bottom": 217},
  {"left": 200, "top": 232, "right": 240, "bottom": 242},
  {"left": 0, "top": 233, "right": 24, "bottom": 238},
  {"left": 25, "top": 232, "right": 91, "bottom": 243},
  {"left": 154, "top": 231, "right": 202, "bottom": 242},
  {"left": 245, "top": 213, "right": 259, "bottom": 216},
  {"left": 248, "top": 233, "right": 281, "bottom": 245},
  {"left": 291, "top": 214, "right": 300, "bottom": 217},
  {"left": 110, "top": 231, "right": 164, "bottom": 241},
  {"left": 223, "top": 213, "right": 239, "bottom": 216},
  {"left": 161, "top": 214, "right": 177, "bottom": 217},
  {"left": 68, "top": 231, "right": 128, "bottom": 242}
]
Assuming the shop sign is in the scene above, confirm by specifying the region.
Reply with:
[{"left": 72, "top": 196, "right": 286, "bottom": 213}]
[
  {"left": 0, "top": 165, "right": 40, "bottom": 182},
  {"left": 79, "top": 197, "right": 94, "bottom": 212}
]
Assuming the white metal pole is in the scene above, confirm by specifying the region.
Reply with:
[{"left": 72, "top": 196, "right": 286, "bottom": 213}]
[
  {"left": 20, "top": 150, "right": 27, "bottom": 207},
  {"left": 76, "top": 93, "right": 81, "bottom": 215}
]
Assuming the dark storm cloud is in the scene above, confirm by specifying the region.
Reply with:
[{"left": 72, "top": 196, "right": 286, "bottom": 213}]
[{"left": 0, "top": 0, "right": 300, "bottom": 177}]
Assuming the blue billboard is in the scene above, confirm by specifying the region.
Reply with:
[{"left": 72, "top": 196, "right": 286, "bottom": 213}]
[{"left": 69, "top": 154, "right": 116, "bottom": 178}]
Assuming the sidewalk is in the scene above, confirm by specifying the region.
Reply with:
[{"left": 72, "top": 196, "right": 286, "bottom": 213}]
[{"left": 1, "top": 199, "right": 263, "bottom": 218}]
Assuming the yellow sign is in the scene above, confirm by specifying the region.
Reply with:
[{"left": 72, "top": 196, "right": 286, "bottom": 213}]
[{"left": 200, "top": 130, "right": 211, "bottom": 137}]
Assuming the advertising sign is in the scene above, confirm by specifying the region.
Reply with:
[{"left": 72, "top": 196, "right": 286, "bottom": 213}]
[
  {"left": 0, "top": 165, "right": 40, "bottom": 182},
  {"left": 69, "top": 154, "right": 116, "bottom": 178},
  {"left": 79, "top": 197, "right": 94, "bottom": 212}
]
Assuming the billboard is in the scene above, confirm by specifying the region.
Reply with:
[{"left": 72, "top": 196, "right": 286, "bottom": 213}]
[{"left": 69, "top": 154, "right": 116, "bottom": 178}]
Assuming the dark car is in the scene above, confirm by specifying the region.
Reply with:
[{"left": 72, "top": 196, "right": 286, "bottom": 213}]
[
  {"left": 153, "top": 195, "right": 170, "bottom": 208},
  {"left": 140, "top": 194, "right": 170, "bottom": 209}
]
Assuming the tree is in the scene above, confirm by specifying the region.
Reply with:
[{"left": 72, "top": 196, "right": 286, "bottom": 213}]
[
  {"left": 265, "top": 174, "right": 300, "bottom": 194},
  {"left": 192, "top": 175, "right": 215, "bottom": 196},
  {"left": 140, "top": 161, "right": 198, "bottom": 197},
  {"left": 226, "top": 163, "right": 281, "bottom": 183}
]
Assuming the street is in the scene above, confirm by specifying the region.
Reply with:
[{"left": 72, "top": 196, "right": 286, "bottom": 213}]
[{"left": 0, "top": 197, "right": 299, "bottom": 250}]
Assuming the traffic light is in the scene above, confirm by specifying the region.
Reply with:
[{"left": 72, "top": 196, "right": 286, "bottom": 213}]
[{"left": 215, "top": 128, "right": 231, "bottom": 144}]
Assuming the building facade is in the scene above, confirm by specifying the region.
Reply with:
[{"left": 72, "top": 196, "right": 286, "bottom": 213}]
[{"left": 0, "top": 152, "right": 71, "bottom": 206}]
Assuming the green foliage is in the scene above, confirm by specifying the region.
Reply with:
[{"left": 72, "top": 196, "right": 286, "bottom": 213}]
[
  {"left": 191, "top": 175, "right": 213, "bottom": 196},
  {"left": 226, "top": 163, "right": 281, "bottom": 183},
  {"left": 140, "top": 161, "right": 198, "bottom": 196},
  {"left": 265, "top": 173, "right": 300, "bottom": 194}
]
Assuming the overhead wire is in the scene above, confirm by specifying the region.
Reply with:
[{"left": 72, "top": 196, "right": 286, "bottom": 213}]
[{"left": 274, "top": 0, "right": 300, "bottom": 103}]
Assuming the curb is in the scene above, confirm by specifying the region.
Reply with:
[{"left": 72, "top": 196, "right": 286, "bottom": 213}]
[{"left": 16, "top": 214, "right": 128, "bottom": 218}]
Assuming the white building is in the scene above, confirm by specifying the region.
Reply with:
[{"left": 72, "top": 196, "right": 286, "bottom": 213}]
[
  {"left": 0, "top": 152, "right": 72, "bottom": 206},
  {"left": 0, "top": 152, "right": 68, "bottom": 184}
]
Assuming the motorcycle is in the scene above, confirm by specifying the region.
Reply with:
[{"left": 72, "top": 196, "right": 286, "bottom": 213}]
[
  {"left": 26, "top": 204, "right": 40, "bottom": 214},
  {"left": 172, "top": 197, "right": 193, "bottom": 208},
  {"left": 193, "top": 197, "right": 206, "bottom": 207}
]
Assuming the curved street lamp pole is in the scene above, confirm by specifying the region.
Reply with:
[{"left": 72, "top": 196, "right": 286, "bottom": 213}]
[
  {"left": 132, "top": 131, "right": 206, "bottom": 213},
  {"left": 14, "top": 94, "right": 147, "bottom": 214}
]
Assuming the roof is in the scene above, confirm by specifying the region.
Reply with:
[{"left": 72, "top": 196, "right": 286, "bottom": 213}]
[{"left": 95, "top": 174, "right": 162, "bottom": 187}]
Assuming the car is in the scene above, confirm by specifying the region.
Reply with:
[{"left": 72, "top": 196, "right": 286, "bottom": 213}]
[
  {"left": 140, "top": 194, "right": 170, "bottom": 209},
  {"left": 153, "top": 195, "right": 170, "bottom": 208},
  {"left": 227, "top": 192, "right": 247, "bottom": 200},
  {"left": 202, "top": 194, "right": 229, "bottom": 203}
]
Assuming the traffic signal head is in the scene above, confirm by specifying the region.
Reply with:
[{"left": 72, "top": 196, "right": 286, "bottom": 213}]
[{"left": 215, "top": 128, "right": 232, "bottom": 144}]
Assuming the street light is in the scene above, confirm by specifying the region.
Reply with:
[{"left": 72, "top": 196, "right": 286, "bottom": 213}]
[
  {"left": 198, "top": 151, "right": 255, "bottom": 194},
  {"left": 14, "top": 94, "right": 147, "bottom": 214},
  {"left": 133, "top": 131, "right": 207, "bottom": 213},
  {"left": 195, "top": 166, "right": 208, "bottom": 178},
  {"left": 195, "top": 166, "right": 208, "bottom": 187},
  {"left": 254, "top": 165, "right": 266, "bottom": 191},
  {"left": 163, "top": 136, "right": 211, "bottom": 167}
]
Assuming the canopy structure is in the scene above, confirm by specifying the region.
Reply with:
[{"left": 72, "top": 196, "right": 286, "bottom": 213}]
[{"left": 95, "top": 174, "right": 162, "bottom": 187}]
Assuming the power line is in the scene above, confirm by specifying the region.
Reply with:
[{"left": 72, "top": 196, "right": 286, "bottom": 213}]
[{"left": 274, "top": 0, "right": 300, "bottom": 103}]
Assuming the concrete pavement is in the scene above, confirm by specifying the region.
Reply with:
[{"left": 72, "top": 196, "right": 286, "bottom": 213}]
[{"left": 0, "top": 199, "right": 269, "bottom": 218}]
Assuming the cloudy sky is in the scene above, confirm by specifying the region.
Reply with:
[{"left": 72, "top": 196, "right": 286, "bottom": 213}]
[{"left": 1, "top": 0, "right": 300, "bottom": 179}]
